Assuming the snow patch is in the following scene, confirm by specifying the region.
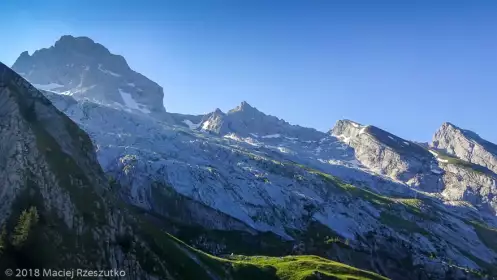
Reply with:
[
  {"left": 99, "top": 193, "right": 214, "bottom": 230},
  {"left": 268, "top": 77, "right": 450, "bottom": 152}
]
[
  {"left": 223, "top": 133, "right": 240, "bottom": 141},
  {"left": 318, "top": 158, "right": 361, "bottom": 169},
  {"left": 59, "top": 90, "right": 74, "bottom": 96},
  {"left": 183, "top": 120, "right": 201, "bottom": 129},
  {"left": 223, "top": 133, "right": 262, "bottom": 147},
  {"left": 262, "top": 134, "right": 281, "bottom": 139},
  {"left": 277, "top": 147, "right": 290, "bottom": 154},
  {"left": 438, "top": 158, "right": 449, "bottom": 163},
  {"left": 245, "top": 138, "right": 262, "bottom": 147},
  {"left": 118, "top": 89, "right": 150, "bottom": 114},
  {"left": 202, "top": 121, "right": 211, "bottom": 130},
  {"left": 98, "top": 64, "right": 121, "bottom": 77},
  {"left": 388, "top": 136, "right": 395, "bottom": 140},
  {"left": 431, "top": 169, "right": 443, "bottom": 174},
  {"left": 32, "top": 83, "right": 64, "bottom": 91},
  {"left": 336, "top": 134, "right": 351, "bottom": 143},
  {"left": 429, "top": 150, "right": 439, "bottom": 156},
  {"left": 403, "top": 141, "right": 410, "bottom": 145},
  {"left": 250, "top": 133, "right": 259, "bottom": 138}
]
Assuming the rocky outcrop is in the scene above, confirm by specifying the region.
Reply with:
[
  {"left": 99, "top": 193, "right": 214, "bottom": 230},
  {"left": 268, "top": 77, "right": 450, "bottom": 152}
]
[
  {"left": 198, "top": 101, "right": 326, "bottom": 141},
  {"left": 12, "top": 35, "right": 166, "bottom": 116},
  {"left": 432, "top": 122, "right": 497, "bottom": 174},
  {"left": 331, "top": 120, "right": 443, "bottom": 192},
  {"left": 428, "top": 123, "right": 497, "bottom": 215},
  {"left": 440, "top": 162, "right": 497, "bottom": 214}
]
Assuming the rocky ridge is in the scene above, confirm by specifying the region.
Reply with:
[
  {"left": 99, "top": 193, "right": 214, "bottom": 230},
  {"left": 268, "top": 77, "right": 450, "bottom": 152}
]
[
  {"left": 197, "top": 101, "right": 325, "bottom": 141},
  {"left": 331, "top": 119, "right": 443, "bottom": 191},
  {"left": 432, "top": 122, "right": 497, "bottom": 174}
]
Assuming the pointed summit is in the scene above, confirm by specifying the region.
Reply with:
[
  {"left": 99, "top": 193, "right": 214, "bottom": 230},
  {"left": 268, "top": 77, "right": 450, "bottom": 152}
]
[
  {"left": 240, "top": 100, "right": 253, "bottom": 110},
  {"left": 214, "top": 108, "right": 225, "bottom": 115},
  {"left": 330, "top": 119, "right": 367, "bottom": 138},
  {"left": 18, "top": 50, "right": 30, "bottom": 59},
  {"left": 439, "top": 122, "right": 458, "bottom": 130},
  {"left": 198, "top": 100, "right": 324, "bottom": 140},
  {"left": 228, "top": 100, "right": 258, "bottom": 114}
]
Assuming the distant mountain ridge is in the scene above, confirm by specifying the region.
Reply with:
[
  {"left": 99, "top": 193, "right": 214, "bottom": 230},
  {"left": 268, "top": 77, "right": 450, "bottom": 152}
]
[{"left": 196, "top": 101, "right": 326, "bottom": 142}]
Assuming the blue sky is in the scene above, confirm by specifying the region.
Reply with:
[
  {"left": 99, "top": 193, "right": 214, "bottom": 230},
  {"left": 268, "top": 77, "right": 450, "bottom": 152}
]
[{"left": 1, "top": 0, "right": 496, "bottom": 142}]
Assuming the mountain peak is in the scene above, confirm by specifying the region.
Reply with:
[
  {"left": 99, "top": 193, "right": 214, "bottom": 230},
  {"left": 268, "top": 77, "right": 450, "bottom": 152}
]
[
  {"left": 435, "top": 122, "right": 481, "bottom": 141},
  {"left": 198, "top": 100, "right": 324, "bottom": 140},
  {"left": 440, "top": 122, "right": 458, "bottom": 130},
  {"left": 341, "top": 119, "right": 364, "bottom": 127},
  {"left": 53, "top": 35, "right": 111, "bottom": 56},
  {"left": 214, "top": 108, "right": 225, "bottom": 115},
  {"left": 56, "top": 35, "right": 95, "bottom": 45},
  {"left": 240, "top": 100, "right": 253, "bottom": 109},
  {"left": 11, "top": 35, "right": 166, "bottom": 116},
  {"left": 228, "top": 100, "right": 258, "bottom": 114},
  {"left": 330, "top": 119, "right": 366, "bottom": 136},
  {"left": 19, "top": 50, "right": 30, "bottom": 58},
  {"left": 432, "top": 122, "right": 497, "bottom": 174}
]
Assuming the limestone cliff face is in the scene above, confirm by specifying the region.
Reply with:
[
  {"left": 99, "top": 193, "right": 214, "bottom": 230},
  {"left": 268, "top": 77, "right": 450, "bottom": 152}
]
[
  {"left": 432, "top": 122, "right": 497, "bottom": 174},
  {"left": 440, "top": 163, "right": 497, "bottom": 214},
  {"left": 429, "top": 122, "right": 497, "bottom": 215},
  {"left": 331, "top": 120, "right": 443, "bottom": 192},
  {"left": 331, "top": 120, "right": 497, "bottom": 215}
]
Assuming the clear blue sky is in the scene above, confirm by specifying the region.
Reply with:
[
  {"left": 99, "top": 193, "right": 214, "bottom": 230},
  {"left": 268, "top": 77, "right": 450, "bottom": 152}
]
[{"left": 1, "top": 0, "right": 496, "bottom": 142}]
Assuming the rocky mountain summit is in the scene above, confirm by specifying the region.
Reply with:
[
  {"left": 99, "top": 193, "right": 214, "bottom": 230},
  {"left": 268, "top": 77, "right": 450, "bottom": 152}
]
[
  {"left": 197, "top": 101, "right": 325, "bottom": 141},
  {"left": 6, "top": 35, "right": 497, "bottom": 280},
  {"left": 331, "top": 119, "right": 443, "bottom": 191},
  {"left": 432, "top": 122, "right": 497, "bottom": 174},
  {"left": 12, "top": 35, "right": 166, "bottom": 117}
]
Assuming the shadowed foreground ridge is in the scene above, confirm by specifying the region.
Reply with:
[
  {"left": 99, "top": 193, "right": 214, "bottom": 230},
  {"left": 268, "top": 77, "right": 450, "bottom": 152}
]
[{"left": 0, "top": 61, "right": 387, "bottom": 279}]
